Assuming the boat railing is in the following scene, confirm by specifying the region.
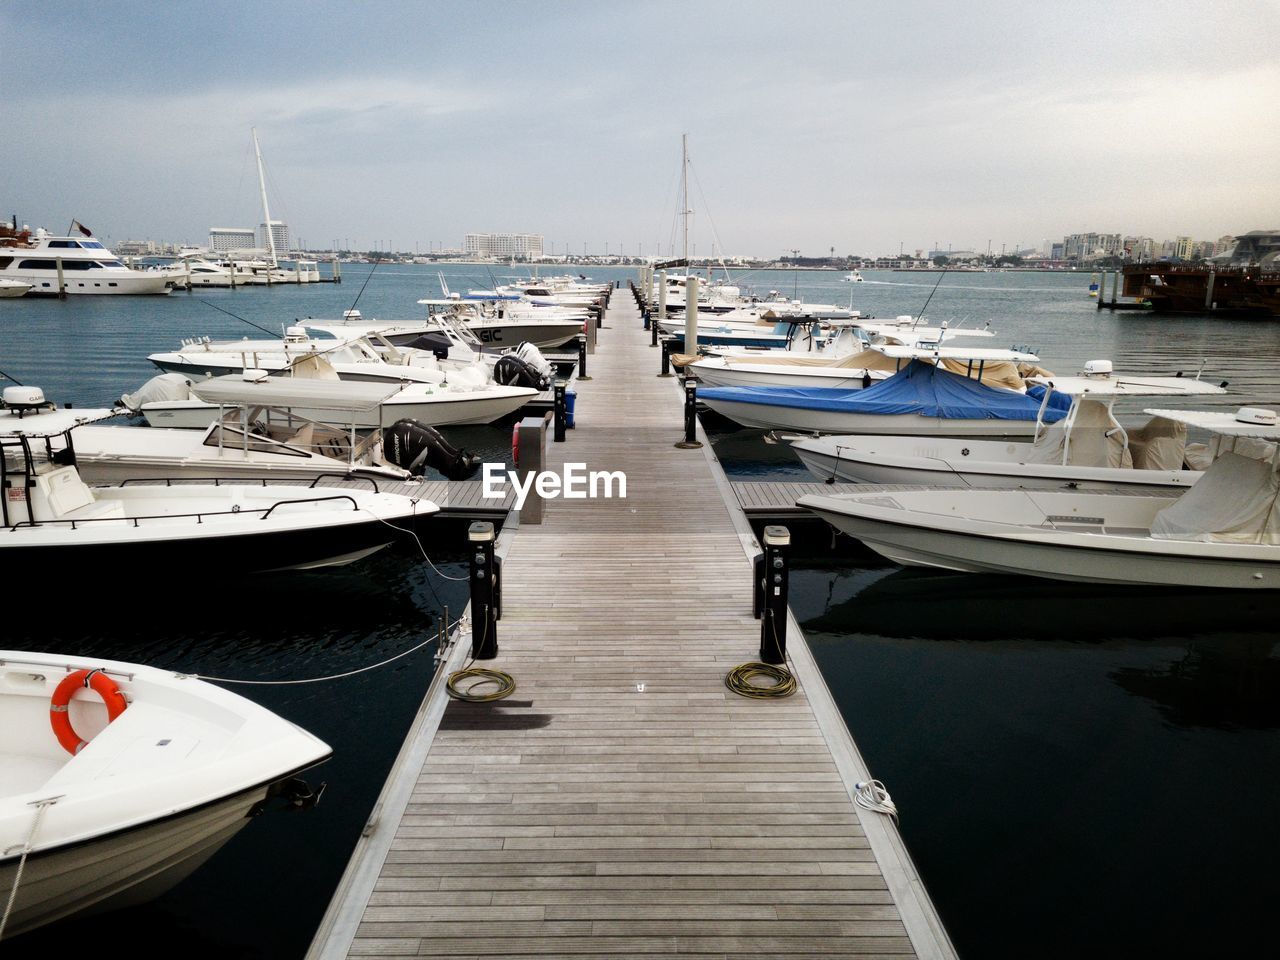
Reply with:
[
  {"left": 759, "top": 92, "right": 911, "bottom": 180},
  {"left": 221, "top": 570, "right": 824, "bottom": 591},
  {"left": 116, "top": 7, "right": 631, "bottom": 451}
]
[
  {"left": 114, "top": 474, "right": 380, "bottom": 492},
  {"left": 8, "top": 493, "right": 363, "bottom": 531}
]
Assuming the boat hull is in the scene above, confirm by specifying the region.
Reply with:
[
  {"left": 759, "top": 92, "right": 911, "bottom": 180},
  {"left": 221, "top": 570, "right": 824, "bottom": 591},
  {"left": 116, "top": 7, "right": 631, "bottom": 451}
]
[
  {"left": 800, "top": 491, "right": 1280, "bottom": 589},
  {"left": 791, "top": 436, "right": 1196, "bottom": 490},
  {"left": 0, "top": 780, "right": 278, "bottom": 940}
]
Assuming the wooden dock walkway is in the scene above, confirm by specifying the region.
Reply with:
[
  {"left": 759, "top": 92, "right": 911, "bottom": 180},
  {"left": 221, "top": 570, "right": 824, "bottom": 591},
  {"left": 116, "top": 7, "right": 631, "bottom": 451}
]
[{"left": 307, "top": 290, "right": 956, "bottom": 959}]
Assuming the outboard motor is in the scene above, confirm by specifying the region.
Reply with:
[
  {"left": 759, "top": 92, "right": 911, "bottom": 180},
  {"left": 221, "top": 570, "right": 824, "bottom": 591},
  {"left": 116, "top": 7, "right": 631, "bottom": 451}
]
[
  {"left": 492, "top": 354, "right": 549, "bottom": 390},
  {"left": 384, "top": 419, "right": 481, "bottom": 480},
  {"left": 514, "top": 342, "right": 553, "bottom": 382},
  {"left": 406, "top": 332, "right": 454, "bottom": 360}
]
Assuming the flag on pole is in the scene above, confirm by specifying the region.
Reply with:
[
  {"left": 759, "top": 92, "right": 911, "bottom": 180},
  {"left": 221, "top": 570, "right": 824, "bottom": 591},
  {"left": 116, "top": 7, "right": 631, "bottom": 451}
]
[{"left": 69, "top": 220, "right": 93, "bottom": 237}]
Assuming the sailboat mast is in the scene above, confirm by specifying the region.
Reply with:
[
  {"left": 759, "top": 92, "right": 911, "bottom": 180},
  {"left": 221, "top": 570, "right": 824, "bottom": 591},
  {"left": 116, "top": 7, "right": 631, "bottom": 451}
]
[
  {"left": 253, "top": 127, "right": 277, "bottom": 267},
  {"left": 681, "top": 134, "right": 689, "bottom": 264}
]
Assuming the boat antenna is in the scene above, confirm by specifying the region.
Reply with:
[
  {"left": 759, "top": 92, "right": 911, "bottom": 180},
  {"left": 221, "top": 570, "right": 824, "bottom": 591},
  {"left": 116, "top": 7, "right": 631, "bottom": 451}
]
[
  {"left": 344, "top": 254, "right": 383, "bottom": 316},
  {"left": 912, "top": 269, "right": 948, "bottom": 328},
  {"left": 0, "top": 366, "right": 24, "bottom": 385},
  {"left": 193, "top": 297, "right": 277, "bottom": 337}
]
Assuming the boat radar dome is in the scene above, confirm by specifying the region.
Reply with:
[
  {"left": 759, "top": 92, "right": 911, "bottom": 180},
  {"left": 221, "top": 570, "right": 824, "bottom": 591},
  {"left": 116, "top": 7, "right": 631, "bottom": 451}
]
[
  {"left": 1235, "top": 407, "right": 1278, "bottom": 425},
  {"left": 343, "top": 309, "right": 363, "bottom": 320},
  {"left": 1083, "top": 360, "right": 1113, "bottom": 378},
  {"left": 285, "top": 326, "right": 308, "bottom": 340},
  {"left": 241, "top": 368, "right": 271, "bottom": 383},
  {"left": 3, "top": 385, "right": 47, "bottom": 410}
]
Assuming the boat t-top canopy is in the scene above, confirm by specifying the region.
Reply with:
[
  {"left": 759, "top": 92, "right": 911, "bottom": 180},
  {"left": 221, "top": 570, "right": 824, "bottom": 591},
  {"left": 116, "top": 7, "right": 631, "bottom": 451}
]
[
  {"left": 0, "top": 408, "right": 119, "bottom": 437},
  {"left": 1028, "top": 376, "right": 1227, "bottom": 398},
  {"left": 190, "top": 376, "right": 403, "bottom": 413},
  {"left": 1142, "top": 408, "right": 1280, "bottom": 440},
  {"left": 873, "top": 343, "right": 1040, "bottom": 363}
]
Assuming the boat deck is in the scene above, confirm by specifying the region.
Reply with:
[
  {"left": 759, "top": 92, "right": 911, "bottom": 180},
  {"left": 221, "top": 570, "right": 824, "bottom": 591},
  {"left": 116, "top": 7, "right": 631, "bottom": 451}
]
[{"left": 307, "top": 289, "right": 956, "bottom": 959}]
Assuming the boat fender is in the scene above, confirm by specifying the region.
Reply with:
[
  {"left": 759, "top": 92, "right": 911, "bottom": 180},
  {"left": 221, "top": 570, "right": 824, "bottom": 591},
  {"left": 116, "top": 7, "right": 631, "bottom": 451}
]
[
  {"left": 50, "top": 668, "right": 128, "bottom": 755},
  {"left": 512, "top": 424, "right": 519, "bottom": 469}
]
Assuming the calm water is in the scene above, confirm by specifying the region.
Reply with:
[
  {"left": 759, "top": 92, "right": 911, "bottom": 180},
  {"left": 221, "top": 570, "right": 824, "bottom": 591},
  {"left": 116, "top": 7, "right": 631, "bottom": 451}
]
[{"left": 4, "top": 266, "right": 1279, "bottom": 957}]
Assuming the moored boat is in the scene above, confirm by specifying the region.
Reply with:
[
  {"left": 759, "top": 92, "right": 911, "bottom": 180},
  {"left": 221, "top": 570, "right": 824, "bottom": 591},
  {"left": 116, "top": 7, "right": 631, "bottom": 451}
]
[
  {"left": 798, "top": 406, "right": 1280, "bottom": 589},
  {"left": 0, "top": 650, "right": 330, "bottom": 940}
]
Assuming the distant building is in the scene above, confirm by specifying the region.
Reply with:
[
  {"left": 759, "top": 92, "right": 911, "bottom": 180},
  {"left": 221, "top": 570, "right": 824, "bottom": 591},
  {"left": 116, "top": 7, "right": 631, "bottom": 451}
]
[
  {"left": 1173, "top": 236, "right": 1195, "bottom": 260},
  {"left": 464, "top": 232, "right": 545, "bottom": 259},
  {"left": 209, "top": 228, "right": 256, "bottom": 253},
  {"left": 115, "top": 240, "right": 156, "bottom": 256},
  {"left": 1063, "top": 232, "right": 1121, "bottom": 261},
  {"left": 260, "top": 220, "right": 290, "bottom": 255}
]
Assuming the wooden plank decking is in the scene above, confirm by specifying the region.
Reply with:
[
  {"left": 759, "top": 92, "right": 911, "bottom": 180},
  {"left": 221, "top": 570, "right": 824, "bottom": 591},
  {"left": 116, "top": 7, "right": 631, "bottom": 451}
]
[{"left": 307, "top": 290, "right": 956, "bottom": 960}]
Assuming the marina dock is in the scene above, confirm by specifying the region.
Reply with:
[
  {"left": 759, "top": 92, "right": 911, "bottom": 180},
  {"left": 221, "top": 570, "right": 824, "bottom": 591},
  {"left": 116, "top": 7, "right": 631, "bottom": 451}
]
[{"left": 307, "top": 291, "right": 956, "bottom": 959}]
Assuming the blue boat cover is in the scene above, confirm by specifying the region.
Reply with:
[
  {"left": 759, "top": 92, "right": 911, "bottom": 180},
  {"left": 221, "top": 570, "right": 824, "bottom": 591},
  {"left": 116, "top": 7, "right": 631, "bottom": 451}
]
[{"left": 700, "top": 360, "right": 1071, "bottom": 422}]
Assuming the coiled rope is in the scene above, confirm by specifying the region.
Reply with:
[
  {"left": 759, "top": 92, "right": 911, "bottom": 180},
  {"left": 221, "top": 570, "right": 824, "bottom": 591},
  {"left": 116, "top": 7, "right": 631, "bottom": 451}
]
[
  {"left": 446, "top": 664, "right": 517, "bottom": 702},
  {"left": 725, "top": 661, "right": 796, "bottom": 698},
  {"left": 446, "top": 614, "right": 515, "bottom": 702}
]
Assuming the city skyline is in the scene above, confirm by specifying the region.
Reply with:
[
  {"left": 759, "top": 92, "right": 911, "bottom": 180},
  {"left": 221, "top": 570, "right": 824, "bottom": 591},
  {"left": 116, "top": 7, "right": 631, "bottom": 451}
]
[{"left": 6, "top": 2, "right": 1278, "bottom": 255}]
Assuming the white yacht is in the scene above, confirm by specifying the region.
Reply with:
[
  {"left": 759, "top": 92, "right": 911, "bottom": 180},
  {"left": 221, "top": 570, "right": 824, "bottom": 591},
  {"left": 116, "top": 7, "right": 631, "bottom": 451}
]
[
  {"left": 0, "top": 650, "right": 330, "bottom": 940},
  {"left": 0, "top": 229, "right": 171, "bottom": 295},
  {"left": 798, "top": 406, "right": 1280, "bottom": 590}
]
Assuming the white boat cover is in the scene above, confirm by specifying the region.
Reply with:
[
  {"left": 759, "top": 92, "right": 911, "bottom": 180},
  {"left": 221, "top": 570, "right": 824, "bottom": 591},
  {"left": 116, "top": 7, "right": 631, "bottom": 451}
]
[
  {"left": 1151, "top": 452, "right": 1280, "bottom": 544},
  {"left": 1026, "top": 399, "right": 1133, "bottom": 468},
  {"left": 1127, "top": 416, "right": 1188, "bottom": 470},
  {"left": 120, "top": 374, "right": 193, "bottom": 412}
]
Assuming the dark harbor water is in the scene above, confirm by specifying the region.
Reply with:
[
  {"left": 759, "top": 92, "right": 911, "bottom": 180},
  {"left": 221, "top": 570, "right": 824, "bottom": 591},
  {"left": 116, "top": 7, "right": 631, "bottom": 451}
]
[{"left": 3, "top": 265, "right": 1279, "bottom": 957}]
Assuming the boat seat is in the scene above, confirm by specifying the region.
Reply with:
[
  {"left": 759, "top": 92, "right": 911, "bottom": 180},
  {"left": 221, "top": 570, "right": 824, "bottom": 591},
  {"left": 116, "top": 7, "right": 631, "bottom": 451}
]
[{"left": 27, "top": 466, "right": 121, "bottom": 522}]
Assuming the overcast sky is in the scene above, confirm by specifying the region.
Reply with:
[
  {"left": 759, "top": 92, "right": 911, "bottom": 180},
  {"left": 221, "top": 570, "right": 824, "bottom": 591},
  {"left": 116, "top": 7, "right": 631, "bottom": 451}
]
[{"left": 5, "top": 1, "right": 1278, "bottom": 257}]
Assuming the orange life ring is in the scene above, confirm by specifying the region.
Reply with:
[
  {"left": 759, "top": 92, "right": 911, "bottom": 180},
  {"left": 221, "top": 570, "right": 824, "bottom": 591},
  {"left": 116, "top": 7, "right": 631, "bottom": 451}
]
[{"left": 50, "top": 668, "right": 128, "bottom": 755}]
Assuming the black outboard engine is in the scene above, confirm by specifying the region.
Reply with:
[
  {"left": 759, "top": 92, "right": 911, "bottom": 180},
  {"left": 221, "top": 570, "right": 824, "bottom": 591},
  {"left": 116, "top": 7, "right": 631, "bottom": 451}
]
[
  {"left": 405, "top": 332, "right": 454, "bottom": 360},
  {"left": 492, "top": 354, "right": 550, "bottom": 390},
  {"left": 384, "top": 419, "right": 481, "bottom": 480}
]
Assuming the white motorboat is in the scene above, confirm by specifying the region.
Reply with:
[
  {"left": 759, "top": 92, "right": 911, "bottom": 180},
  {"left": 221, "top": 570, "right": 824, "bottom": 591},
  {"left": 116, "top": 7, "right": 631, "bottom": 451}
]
[
  {"left": 0, "top": 228, "right": 170, "bottom": 296},
  {"left": 66, "top": 412, "right": 417, "bottom": 485},
  {"left": 690, "top": 320, "right": 997, "bottom": 389},
  {"left": 133, "top": 370, "right": 537, "bottom": 430},
  {"left": 149, "top": 328, "right": 495, "bottom": 388},
  {"left": 420, "top": 298, "right": 587, "bottom": 349},
  {"left": 0, "top": 388, "right": 437, "bottom": 576},
  {"left": 798, "top": 406, "right": 1280, "bottom": 590},
  {"left": 842, "top": 270, "right": 865, "bottom": 282},
  {"left": 791, "top": 361, "right": 1227, "bottom": 489},
  {"left": 0, "top": 278, "right": 32, "bottom": 298},
  {"left": 699, "top": 345, "right": 1057, "bottom": 438},
  {"left": 0, "top": 650, "right": 330, "bottom": 940}
]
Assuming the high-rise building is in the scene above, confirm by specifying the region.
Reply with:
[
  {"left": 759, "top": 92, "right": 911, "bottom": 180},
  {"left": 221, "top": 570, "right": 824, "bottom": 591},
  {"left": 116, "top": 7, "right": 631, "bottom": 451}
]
[
  {"left": 260, "top": 220, "right": 290, "bottom": 256},
  {"left": 209, "top": 227, "right": 256, "bottom": 253},
  {"left": 1173, "top": 236, "right": 1194, "bottom": 260},
  {"left": 464, "top": 232, "right": 545, "bottom": 259}
]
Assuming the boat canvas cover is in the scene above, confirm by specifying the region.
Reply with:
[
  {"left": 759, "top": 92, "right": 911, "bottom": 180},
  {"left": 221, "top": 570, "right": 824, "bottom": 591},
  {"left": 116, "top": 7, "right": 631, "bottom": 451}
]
[
  {"left": 120, "top": 373, "right": 194, "bottom": 412},
  {"left": 1025, "top": 399, "right": 1135, "bottom": 468},
  {"left": 698, "top": 360, "right": 1070, "bottom": 422},
  {"left": 1151, "top": 452, "right": 1280, "bottom": 544}
]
